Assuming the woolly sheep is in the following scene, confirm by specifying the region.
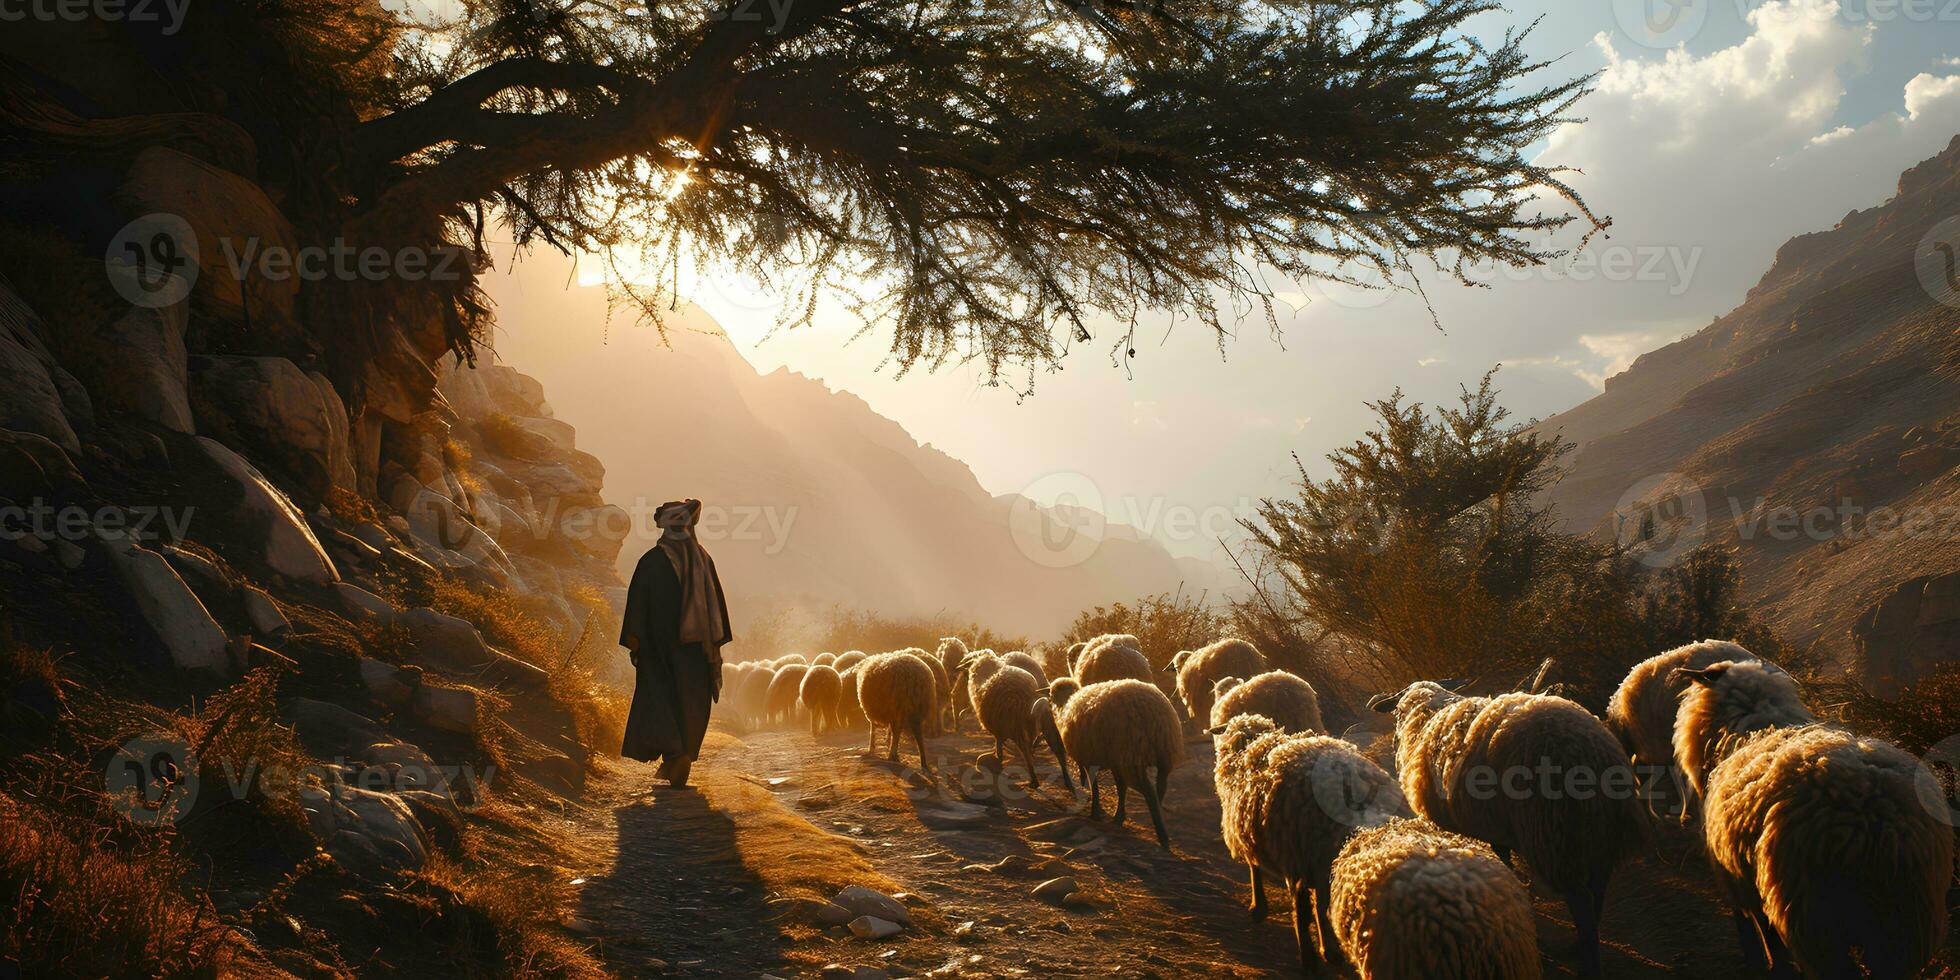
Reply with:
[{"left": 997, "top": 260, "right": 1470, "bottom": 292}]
[
  {"left": 811, "top": 651, "right": 835, "bottom": 668},
  {"left": 1056, "top": 679, "right": 1185, "bottom": 846},
  {"left": 1606, "top": 639, "right": 1763, "bottom": 820},
  {"left": 833, "top": 650, "right": 868, "bottom": 673},
  {"left": 732, "top": 666, "right": 774, "bottom": 728},
  {"left": 953, "top": 648, "right": 997, "bottom": 729},
  {"left": 1075, "top": 639, "right": 1153, "bottom": 687},
  {"left": 1001, "top": 650, "right": 1048, "bottom": 687},
  {"left": 855, "top": 651, "right": 939, "bottom": 774},
  {"left": 799, "top": 664, "right": 843, "bottom": 735},
  {"left": 1048, "top": 676, "right": 1080, "bottom": 708},
  {"left": 971, "top": 663, "right": 1071, "bottom": 791},
  {"left": 1372, "top": 681, "right": 1644, "bottom": 976},
  {"left": 1673, "top": 660, "right": 1953, "bottom": 979},
  {"left": 764, "top": 663, "right": 810, "bottom": 727},
  {"left": 1328, "top": 817, "right": 1542, "bottom": 980},
  {"left": 778, "top": 653, "right": 810, "bottom": 666},
  {"left": 1210, "top": 670, "right": 1323, "bottom": 735},
  {"left": 1211, "top": 713, "right": 1408, "bottom": 973},
  {"left": 935, "top": 637, "right": 970, "bottom": 720},
  {"left": 836, "top": 665, "right": 867, "bottom": 729},
  {"left": 1175, "top": 638, "right": 1267, "bottom": 728}
]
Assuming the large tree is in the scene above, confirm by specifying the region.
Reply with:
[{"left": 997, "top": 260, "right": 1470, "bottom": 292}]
[{"left": 6, "top": 0, "right": 1599, "bottom": 381}]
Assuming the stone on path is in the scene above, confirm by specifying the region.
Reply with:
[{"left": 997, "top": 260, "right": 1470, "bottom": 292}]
[
  {"left": 847, "top": 915, "right": 903, "bottom": 940},
  {"left": 829, "top": 884, "right": 913, "bottom": 927},
  {"left": 1032, "top": 876, "right": 1078, "bottom": 903}
]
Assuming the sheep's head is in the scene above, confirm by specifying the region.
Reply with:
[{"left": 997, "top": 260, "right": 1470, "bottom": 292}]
[
  {"left": 1170, "top": 651, "right": 1192, "bottom": 672},
  {"left": 1673, "top": 659, "right": 1813, "bottom": 788},
  {"left": 1049, "top": 677, "right": 1079, "bottom": 708},
  {"left": 1367, "top": 679, "right": 1469, "bottom": 720},
  {"left": 1208, "top": 712, "right": 1280, "bottom": 760},
  {"left": 1211, "top": 676, "right": 1244, "bottom": 699}
]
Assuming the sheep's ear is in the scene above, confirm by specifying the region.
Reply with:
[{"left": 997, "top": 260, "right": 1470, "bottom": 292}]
[
  {"left": 1673, "top": 665, "right": 1728, "bottom": 688},
  {"left": 1203, "top": 724, "right": 1227, "bottom": 735},
  {"left": 1366, "top": 690, "right": 1403, "bottom": 714}
]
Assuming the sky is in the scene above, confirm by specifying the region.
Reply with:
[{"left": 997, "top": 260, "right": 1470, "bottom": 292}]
[{"left": 488, "top": 0, "right": 1960, "bottom": 562}]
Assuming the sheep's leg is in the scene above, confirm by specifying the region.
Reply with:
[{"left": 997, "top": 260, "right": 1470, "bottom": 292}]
[
  {"left": 1562, "top": 882, "right": 1602, "bottom": 978},
  {"left": 1110, "top": 771, "right": 1129, "bottom": 826},
  {"left": 1017, "top": 736, "right": 1041, "bottom": 789},
  {"left": 1086, "top": 767, "right": 1104, "bottom": 820},
  {"left": 1312, "top": 873, "right": 1346, "bottom": 969},
  {"left": 866, "top": 721, "right": 879, "bottom": 757},
  {"left": 1155, "top": 760, "right": 1170, "bottom": 804},
  {"left": 887, "top": 723, "right": 901, "bottom": 762},
  {"left": 911, "top": 721, "right": 932, "bottom": 776},
  {"left": 1754, "top": 909, "right": 1798, "bottom": 979},
  {"left": 1136, "top": 768, "right": 1169, "bottom": 848},
  {"left": 1052, "top": 742, "right": 1075, "bottom": 793},
  {"left": 1289, "top": 878, "right": 1325, "bottom": 977},
  {"left": 1247, "top": 864, "right": 1268, "bottom": 917}
]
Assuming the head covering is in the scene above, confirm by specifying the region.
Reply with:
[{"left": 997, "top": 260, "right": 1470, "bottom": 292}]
[{"left": 655, "top": 499, "right": 729, "bottom": 646}]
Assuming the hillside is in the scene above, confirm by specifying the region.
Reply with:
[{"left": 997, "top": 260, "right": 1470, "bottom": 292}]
[
  {"left": 483, "top": 257, "right": 1231, "bottom": 639},
  {"left": 1541, "top": 134, "right": 1960, "bottom": 693}
]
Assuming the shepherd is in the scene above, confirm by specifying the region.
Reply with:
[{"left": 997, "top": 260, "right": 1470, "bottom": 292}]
[{"left": 620, "top": 498, "right": 731, "bottom": 789}]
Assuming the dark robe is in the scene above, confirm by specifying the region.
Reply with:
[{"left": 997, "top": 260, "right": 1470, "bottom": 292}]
[{"left": 619, "top": 545, "right": 732, "bottom": 765}]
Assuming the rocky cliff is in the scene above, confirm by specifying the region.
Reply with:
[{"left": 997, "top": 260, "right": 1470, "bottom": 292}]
[{"left": 1541, "top": 134, "right": 1960, "bottom": 693}]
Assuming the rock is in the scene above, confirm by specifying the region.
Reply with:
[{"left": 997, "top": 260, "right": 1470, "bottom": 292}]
[
  {"left": 96, "top": 533, "right": 229, "bottom": 673},
  {"left": 190, "top": 356, "right": 355, "bottom": 495},
  {"left": 395, "top": 607, "right": 494, "bottom": 668},
  {"left": 558, "top": 504, "right": 632, "bottom": 564},
  {"left": 953, "top": 920, "right": 978, "bottom": 939},
  {"left": 72, "top": 301, "right": 194, "bottom": 433},
  {"left": 241, "top": 586, "right": 291, "bottom": 645},
  {"left": 335, "top": 583, "right": 396, "bottom": 624},
  {"left": 519, "top": 751, "right": 582, "bottom": 796},
  {"left": 159, "top": 544, "right": 227, "bottom": 594},
  {"left": 830, "top": 885, "right": 913, "bottom": 928},
  {"left": 0, "top": 428, "right": 81, "bottom": 503},
  {"left": 511, "top": 460, "right": 600, "bottom": 497},
  {"left": 112, "top": 147, "right": 302, "bottom": 333},
  {"left": 0, "top": 289, "right": 79, "bottom": 453},
  {"left": 283, "top": 697, "right": 386, "bottom": 757},
  {"left": 511, "top": 416, "right": 577, "bottom": 450},
  {"left": 413, "top": 684, "right": 478, "bottom": 733},
  {"left": 847, "top": 916, "right": 903, "bottom": 940},
  {"left": 816, "top": 903, "right": 856, "bottom": 926},
  {"left": 299, "top": 780, "right": 430, "bottom": 880},
  {"left": 195, "top": 438, "right": 338, "bottom": 585},
  {"left": 358, "top": 658, "right": 419, "bottom": 708},
  {"left": 1031, "top": 877, "right": 1078, "bottom": 903},
  {"left": 919, "top": 800, "right": 993, "bottom": 830}
]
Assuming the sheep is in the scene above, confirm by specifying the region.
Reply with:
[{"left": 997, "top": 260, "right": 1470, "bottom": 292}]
[
  {"left": 970, "top": 663, "right": 1071, "bottom": 792},
  {"left": 1371, "top": 681, "right": 1645, "bottom": 977},
  {"left": 833, "top": 650, "right": 868, "bottom": 673},
  {"left": 1673, "top": 660, "right": 1953, "bottom": 979},
  {"left": 1001, "top": 650, "right": 1048, "bottom": 687},
  {"left": 1210, "top": 670, "right": 1323, "bottom": 735},
  {"left": 777, "top": 653, "right": 810, "bottom": 666},
  {"left": 1056, "top": 679, "right": 1185, "bottom": 847},
  {"left": 836, "top": 665, "right": 867, "bottom": 729},
  {"left": 731, "top": 666, "right": 774, "bottom": 728},
  {"left": 1048, "top": 676, "right": 1080, "bottom": 708},
  {"left": 1328, "top": 817, "right": 1542, "bottom": 980},
  {"left": 799, "top": 664, "right": 843, "bottom": 735},
  {"left": 1606, "top": 639, "right": 1764, "bottom": 820},
  {"left": 934, "top": 637, "right": 970, "bottom": 720},
  {"left": 1075, "top": 639, "right": 1153, "bottom": 687},
  {"left": 953, "top": 648, "right": 997, "bottom": 729},
  {"left": 1211, "top": 712, "right": 1409, "bottom": 974},
  {"left": 764, "top": 663, "right": 810, "bottom": 727},
  {"left": 855, "top": 651, "right": 938, "bottom": 774},
  {"left": 813, "top": 651, "right": 837, "bottom": 668},
  {"left": 1175, "top": 638, "right": 1268, "bottom": 728},
  {"left": 1063, "top": 640, "right": 1088, "bottom": 673}
]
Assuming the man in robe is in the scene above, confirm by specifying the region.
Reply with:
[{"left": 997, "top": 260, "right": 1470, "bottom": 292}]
[{"left": 620, "top": 498, "right": 731, "bottom": 788}]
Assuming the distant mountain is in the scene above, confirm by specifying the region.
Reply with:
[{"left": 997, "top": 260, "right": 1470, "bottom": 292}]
[
  {"left": 1541, "top": 135, "right": 1960, "bottom": 691},
  {"left": 482, "top": 256, "right": 1231, "bottom": 639}
]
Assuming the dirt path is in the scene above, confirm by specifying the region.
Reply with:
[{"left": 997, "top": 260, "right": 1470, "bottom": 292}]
[{"left": 556, "top": 719, "right": 1951, "bottom": 978}]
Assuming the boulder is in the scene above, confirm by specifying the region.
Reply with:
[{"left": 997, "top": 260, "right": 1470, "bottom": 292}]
[
  {"left": 0, "top": 428, "right": 82, "bottom": 503},
  {"left": 335, "top": 583, "right": 396, "bottom": 624},
  {"left": 412, "top": 684, "right": 478, "bottom": 733},
  {"left": 195, "top": 437, "right": 338, "bottom": 585},
  {"left": 436, "top": 361, "right": 497, "bottom": 419},
  {"left": 96, "top": 534, "right": 230, "bottom": 672},
  {"left": 0, "top": 293, "right": 80, "bottom": 453},
  {"left": 829, "top": 886, "right": 913, "bottom": 928},
  {"left": 283, "top": 697, "right": 386, "bottom": 757},
  {"left": 511, "top": 416, "right": 577, "bottom": 450},
  {"left": 299, "top": 778, "right": 431, "bottom": 880},
  {"left": 479, "top": 364, "right": 551, "bottom": 417},
  {"left": 75, "top": 300, "right": 194, "bottom": 433},
  {"left": 558, "top": 504, "right": 632, "bottom": 564},
  {"left": 189, "top": 356, "right": 354, "bottom": 494},
  {"left": 847, "top": 916, "right": 903, "bottom": 940},
  {"left": 241, "top": 586, "right": 291, "bottom": 645},
  {"left": 358, "top": 658, "right": 419, "bottom": 708},
  {"left": 112, "top": 147, "right": 302, "bottom": 332}
]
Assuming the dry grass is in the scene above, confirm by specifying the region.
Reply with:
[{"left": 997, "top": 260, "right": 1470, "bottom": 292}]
[{"left": 0, "top": 792, "right": 251, "bottom": 977}]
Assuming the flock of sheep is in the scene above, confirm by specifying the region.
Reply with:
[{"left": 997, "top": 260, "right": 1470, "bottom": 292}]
[{"left": 713, "top": 636, "right": 1956, "bottom": 980}]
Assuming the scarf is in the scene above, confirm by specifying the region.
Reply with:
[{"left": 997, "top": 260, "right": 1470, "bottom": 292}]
[{"left": 655, "top": 499, "right": 728, "bottom": 646}]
